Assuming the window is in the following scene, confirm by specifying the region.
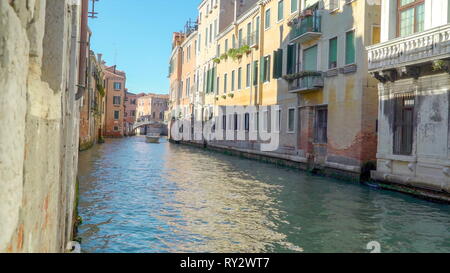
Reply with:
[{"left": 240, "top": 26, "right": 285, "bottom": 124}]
[
  {"left": 113, "top": 96, "right": 121, "bottom": 105},
  {"left": 238, "top": 29, "right": 243, "bottom": 47},
  {"left": 232, "top": 35, "right": 236, "bottom": 48},
  {"left": 278, "top": 1, "right": 284, "bottom": 21},
  {"left": 216, "top": 76, "right": 220, "bottom": 95},
  {"left": 238, "top": 67, "right": 242, "bottom": 90},
  {"left": 261, "top": 55, "right": 271, "bottom": 82},
  {"left": 255, "top": 16, "right": 260, "bottom": 44},
  {"left": 246, "top": 63, "right": 251, "bottom": 88},
  {"left": 398, "top": 0, "right": 424, "bottom": 37},
  {"left": 372, "top": 25, "right": 381, "bottom": 45},
  {"left": 253, "top": 61, "right": 259, "bottom": 85},
  {"left": 291, "top": 0, "right": 298, "bottom": 13},
  {"left": 287, "top": 44, "right": 297, "bottom": 74},
  {"left": 274, "top": 110, "right": 281, "bottom": 132},
  {"left": 205, "top": 28, "right": 208, "bottom": 46},
  {"left": 114, "top": 82, "right": 121, "bottom": 90},
  {"left": 234, "top": 114, "right": 238, "bottom": 131},
  {"left": 303, "top": 45, "right": 318, "bottom": 71},
  {"left": 314, "top": 107, "right": 328, "bottom": 143},
  {"left": 394, "top": 93, "right": 415, "bottom": 155},
  {"left": 225, "top": 39, "right": 229, "bottom": 52},
  {"left": 265, "top": 9, "right": 271, "bottom": 30},
  {"left": 263, "top": 111, "right": 268, "bottom": 132},
  {"left": 114, "top": 111, "right": 120, "bottom": 120},
  {"left": 247, "top": 23, "right": 252, "bottom": 45},
  {"left": 345, "top": 30, "right": 355, "bottom": 65},
  {"left": 329, "top": 37, "right": 338, "bottom": 69},
  {"left": 244, "top": 113, "right": 250, "bottom": 131},
  {"left": 231, "top": 70, "right": 235, "bottom": 91},
  {"left": 222, "top": 115, "right": 227, "bottom": 130},
  {"left": 114, "top": 126, "right": 119, "bottom": 131},
  {"left": 224, "top": 73, "right": 228, "bottom": 93},
  {"left": 288, "top": 108, "right": 295, "bottom": 132}
]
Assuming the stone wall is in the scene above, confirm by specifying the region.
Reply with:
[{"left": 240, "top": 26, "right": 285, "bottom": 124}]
[{"left": 0, "top": 0, "right": 81, "bottom": 252}]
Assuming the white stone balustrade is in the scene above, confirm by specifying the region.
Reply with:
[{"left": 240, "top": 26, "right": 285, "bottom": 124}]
[{"left": 368, "top": 24, "right": 450, "bottom": 71}]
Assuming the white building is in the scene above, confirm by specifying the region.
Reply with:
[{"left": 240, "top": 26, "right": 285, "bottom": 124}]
[{"left": 368, "top": 0, "right": 450, "bottom": 200}]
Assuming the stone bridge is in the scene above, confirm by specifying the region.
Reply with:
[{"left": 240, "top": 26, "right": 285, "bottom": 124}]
[{"left": 132, "top": 120, "right": 166, "bottom": 131}]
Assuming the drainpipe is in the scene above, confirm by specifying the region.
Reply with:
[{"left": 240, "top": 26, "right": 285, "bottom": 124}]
[{"left": 75, "top": 0, "right": 89, "bottom": 100}]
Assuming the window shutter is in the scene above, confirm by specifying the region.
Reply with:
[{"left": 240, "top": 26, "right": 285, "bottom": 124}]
[
  {"left": 277, "top": 48, "right": 283, "bottom": 78},
  {"left": 273, "top": 51, "right": 278, "bottom": 78},
  {"left": 287, "top": 44, "right": 293, "bottom": 74}
]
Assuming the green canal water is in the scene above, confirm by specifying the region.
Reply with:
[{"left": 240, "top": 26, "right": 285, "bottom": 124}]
[{"left": 77, "top": 137, "right": 450, "bottom": 253}]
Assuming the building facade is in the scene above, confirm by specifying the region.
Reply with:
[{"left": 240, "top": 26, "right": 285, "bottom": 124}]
[
  {"left": 103, "top": 65, "right": 126, "bottom": 137},
  {"left": 136, "top": 93, "right": 169, "bottom": 135},
  {"left": 80, "top": 50, "right": 107, "bottom": 150},
  {"left": 368, "top": 0, "right": 450, "bottom": 198},
  {"left": 124, "top": 91, "right": 145, "bottom": 136},
  {"left": 169, "top": 0, "right": 381, "bottom": 180}
]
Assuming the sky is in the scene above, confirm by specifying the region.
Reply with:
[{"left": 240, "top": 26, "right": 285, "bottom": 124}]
[{"left": 88, "top": 0, "right": 199, "bottom": 95}]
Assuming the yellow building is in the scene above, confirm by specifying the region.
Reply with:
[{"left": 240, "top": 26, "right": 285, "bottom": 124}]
[{"left": 170, "top": 0, "right": 381, "bottom": 180}]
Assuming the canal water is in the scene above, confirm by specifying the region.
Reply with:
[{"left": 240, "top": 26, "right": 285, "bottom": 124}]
[{"left": 78, "top": 137, "right": 450, "bottom": 253}]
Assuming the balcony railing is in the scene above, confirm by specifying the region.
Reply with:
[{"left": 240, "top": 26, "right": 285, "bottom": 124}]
[
  {"left": 238, "top": 31, "right": 259, "bottom": 49},
  {"left": 285, "top": 72, "right": 324, "bottom": 93},
  {"left": 367, "top": 24, "right": 450, "bottom": 71},
  {"left": 289, "top": 13, "right": 322, "bottom": 44}
]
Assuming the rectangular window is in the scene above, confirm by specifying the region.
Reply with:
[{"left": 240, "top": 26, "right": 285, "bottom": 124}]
[
  {"left": 223, "top": 115, "right": 227, "bottom": 130},
  {"left": 246, "top": 63, "right": 251, "bottom": 88},
  {"left": 255, "top": 16, "right": 260, "bottom": 44},
  {"left": 265, "top": 9, "right": 271, "bottom": 29},
  {"left": 238, "top": 29, "right": 243, "bottom": 47},
  {"left": 234, "top": 114, "right": 238, "bottom": 131},
  {"left": 329, "top": 37, "right": 338, "bottom": 69},
  {"left": 114, "top": 111, "right": 120, "bottom": 120},
  {"left": 303, "top": 45, "right": 318, "bottom": 71},
  {"left": 114, "top": 82, "right": 121, "bottom": 90},
  {"left": 345, "top": 30, "right": 355, "bottom": 65},
  {"left": 261, "top": 55, "right": 271, "bottom": 82},
  {"left": 247, "top": 23, "right": 252, "bottom": 45},
  {"left": 288, "top": 108, "right": 295, "bottom": 132},
  {"left": 231, "top": 70, "right": 235, "bottom": 91},
  {"left": 113, "top": 96, "right": 121, "bottom": 105},
  {"left": 314, "top": 107, "right": 328, "bottom": 144},
  {"left": 398, "top": 0, "right": 424, "bottom": 37},
  {"left": 238, "top": 67, "right": 242, "bottom": 90},
  {"left": 244, "top": 113, "right": 250, "bottom": 131},
  {"left": 372, "top": 25, "right": 381, "bottom": 45},
  {"left": 253, "top": 61, "right": 258, "bottom": 85},
  {"left": 225, "top": 39, "right": 229, "bottom": 52},
  {"left": 263, "top": 111, "right": 268, "bottom": 132},
  {"left": 278, "top": 0, "right": 284, "bottom": 21},
  {"left": 291, "top": 0, "right": 298, "bottom": 13},
  {"left": 224, "top": 73, "right": 228, "bottom": 93},
  {"left": 394, "top": 93, "right": 415, "bottom": 155},
  {"left": 274, "top": 109, "right": 281, "bottom": 132},
  {"left": 287, "top": 44, "right": 297, "bottom": 74}
]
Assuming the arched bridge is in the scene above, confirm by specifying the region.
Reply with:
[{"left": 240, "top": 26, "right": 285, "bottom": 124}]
[{"left": 132, "top": 119, "right": 167, "bottom": 131}]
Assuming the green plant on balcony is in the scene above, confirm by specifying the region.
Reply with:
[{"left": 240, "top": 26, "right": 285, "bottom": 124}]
[
  {"left": 220, "top": 53, "right": 228, "bottom": 60},
  {"left": 221, "top": 95, "right": 227, "bottom": 99},
  {"left": 213, "top": 57, "right": 221, "bottom": 64},
  {"left": 228, "top": 93, "right": 234, "bottom": 98},
  {"left": 282, "top": 71, "right": 322, "bottom": 81},
  {"left": 215, "top": 96, "right": 219, "bottom": 101},
  {"left": 240, "top": 45, "right": 251, "bottom": 55},
  {"left": 227, "top": 48, "right": 240, "bottom": 60},
  {"left": 432, "top": 60, "right": 447, "bottom": 71}
]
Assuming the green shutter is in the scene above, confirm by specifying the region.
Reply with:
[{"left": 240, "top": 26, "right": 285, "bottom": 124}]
[
  {"left": 287, "top": 44, "right": 296, "bottom": 74},
  {"left": 303, "top": 45, "right": 318, "bottom": 71},
  {"left": 329, "top": 38, "right": 337, "bottom": 68},
  {"left": 276, "top": 49, "right": 283, "bottom": 78},
  {"left": 260, "top": 56, "right": 265, "bottom": 83},
  {"left": 278, "top": 1, "right": 284, "bottom": 21},
  {"left": 345, "top": 31, "right": 355, "bottom": 65},
  {"left": 273, "top": 51, "right": 278, "bottom": 78}
]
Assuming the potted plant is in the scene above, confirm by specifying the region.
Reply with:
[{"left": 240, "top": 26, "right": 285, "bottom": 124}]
[
  {"left": 220, "top": 53, "right": 228, "bottom": 60},
  {"left": 221, "top": 95, "right": 227, "bottom": 99},
  {"left": 213, "top": 57, "right": 221, "bottom": 64},
  {"left": 228, "top": 93, "right": 234, "bottom": 98}
]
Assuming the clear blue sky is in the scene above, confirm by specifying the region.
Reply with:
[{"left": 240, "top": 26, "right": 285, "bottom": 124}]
[{"left": 88, "top": 0, "right": 198, "bottom": 94}]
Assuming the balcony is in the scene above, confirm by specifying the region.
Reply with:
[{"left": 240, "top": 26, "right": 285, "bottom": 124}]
[
  {"left": 289, "top": 12, "right": 322, "bottom": 44},
  {"left": 238, "top": 31, "right": 259, "bottom": 49},
  {"left": 284, "top": 72, "right": 324, "bottom": 93},
  {"left": 367, "top": 24, "right": 450, "bottom": 72}
]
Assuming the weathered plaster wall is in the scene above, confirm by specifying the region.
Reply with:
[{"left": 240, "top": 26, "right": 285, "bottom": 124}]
[{"left": 0, "top": 0, "right": 81, "bottom": 252}]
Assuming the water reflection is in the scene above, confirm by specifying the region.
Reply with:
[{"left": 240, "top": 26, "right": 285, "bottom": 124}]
[{"left": 78, "top": 137, "right": 450, "bottom": 253}]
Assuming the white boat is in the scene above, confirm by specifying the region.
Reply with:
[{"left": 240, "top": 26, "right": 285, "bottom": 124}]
[{"left": 145, "top": 133, "right": 160, "bottom": 143}]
